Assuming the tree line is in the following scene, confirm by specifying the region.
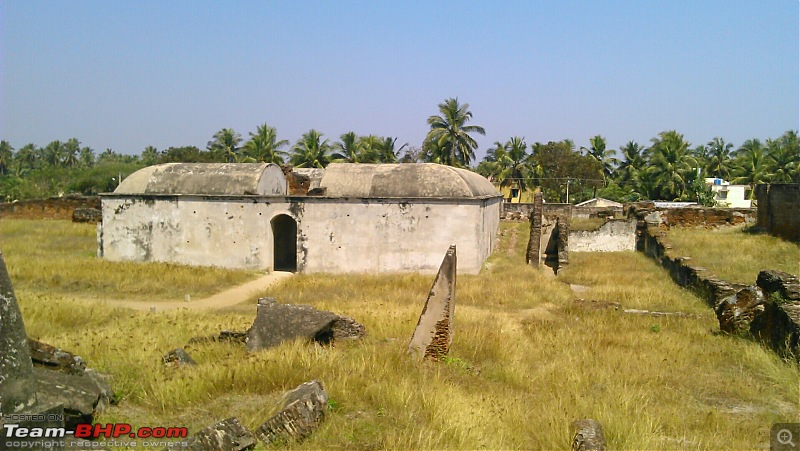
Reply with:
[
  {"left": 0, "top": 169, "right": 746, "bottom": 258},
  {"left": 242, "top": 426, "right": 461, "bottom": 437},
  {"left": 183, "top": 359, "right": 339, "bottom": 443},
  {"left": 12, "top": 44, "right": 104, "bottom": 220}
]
[{"left": 1, "top": 97, "right": 798, "bottom": 203}]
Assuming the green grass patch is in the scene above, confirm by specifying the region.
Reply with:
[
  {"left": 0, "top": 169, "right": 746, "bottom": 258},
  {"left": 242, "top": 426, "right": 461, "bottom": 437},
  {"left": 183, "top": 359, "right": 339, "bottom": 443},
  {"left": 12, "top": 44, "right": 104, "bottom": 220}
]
[
  {"left": 665, "top": 225, "right": 799, "bottom": 284},
  {"left": 3, "top": 220, "right": 798, "bottom": 449}
]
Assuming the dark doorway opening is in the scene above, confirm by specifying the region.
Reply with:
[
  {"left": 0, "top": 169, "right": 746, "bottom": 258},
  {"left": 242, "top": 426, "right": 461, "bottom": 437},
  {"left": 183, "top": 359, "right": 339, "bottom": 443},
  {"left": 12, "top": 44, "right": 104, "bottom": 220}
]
[{"left": 271, "top": 214, "right": 297, "bottom": 272}]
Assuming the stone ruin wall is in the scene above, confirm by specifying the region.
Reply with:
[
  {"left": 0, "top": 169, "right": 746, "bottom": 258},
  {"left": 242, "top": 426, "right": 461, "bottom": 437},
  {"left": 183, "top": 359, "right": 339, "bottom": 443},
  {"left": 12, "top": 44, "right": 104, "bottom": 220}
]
[
  {"left": 569, "top": 219, "right": 637, "bottom": 252},
  {"left": 502, "top": 201, "right": 622, "bottom": 221},
  {"left": 755, "top": 183, "right": 800, "bottom": 242},
  {"left": 0, "top": 195, "right": 100, "bottom": 220}
]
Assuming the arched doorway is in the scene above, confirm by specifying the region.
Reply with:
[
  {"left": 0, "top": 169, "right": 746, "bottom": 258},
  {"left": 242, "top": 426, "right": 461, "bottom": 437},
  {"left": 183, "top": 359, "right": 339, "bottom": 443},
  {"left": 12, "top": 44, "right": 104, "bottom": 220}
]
[{"left": 271, "top": 214, "right": 297, "bottom": 272}]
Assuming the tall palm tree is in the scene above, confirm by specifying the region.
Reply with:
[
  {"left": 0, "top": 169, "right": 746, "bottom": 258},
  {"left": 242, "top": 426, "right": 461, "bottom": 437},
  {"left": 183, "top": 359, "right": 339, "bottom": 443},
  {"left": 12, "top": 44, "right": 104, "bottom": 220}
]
[
  {"left": 207, "top": 128, "right": 242, "bottom": 163},
  {"left": 15, "top": 143, "right": 38, "bottom": 171},
  {"left": 424, "top": 97, "right": 485, "bottom": 167},
  {"left": 648, "top": 130, "right": 696, "bottom": 200},
  {"left": 79, "top": 146, "right": 95, "bottom": 167},
  {"left": 493, "top": 137, "right": 532, "bottom": 191},
  {"left": 732, "top": 139, "right": 770, "bottom": 195},
  {"left": 0, "top": 140, "right": 13, "bottom": 175},
  {"left": 615, "top": 141, "right": 646, "bottom": 191},
  {"left": 243, "top": 123, "right": 288, "bottom": 164},
  {"left": 331, "top": 131, "right": 366, "bottom": 163},
  {"left": 43, "top": 140, "right": 64, "bottom": 167},
  {"left": 705, "top": 137, "right": 734, "bottom": 180},
  {"left": 773, "top": 130, "right": 800, "bottom": 182},
  {"left": 581, "top": 135, "right": 617, "bottom": 185},
  {"left": 63, "top": 138, "right": 81, "bottom": 168},
  {"left": 141, "top": 145, "right": 159, "bottom": 165},
  {"left": 376, "top": 136, "right": 404, "bottom": 163},
  {"left": 290, "top": 129, "right": 332, "bottom": 168}
]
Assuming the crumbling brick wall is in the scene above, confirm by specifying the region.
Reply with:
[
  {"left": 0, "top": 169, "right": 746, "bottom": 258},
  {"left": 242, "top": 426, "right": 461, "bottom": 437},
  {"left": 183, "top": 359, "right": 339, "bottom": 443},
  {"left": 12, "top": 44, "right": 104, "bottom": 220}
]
[
  {"left": 0, "top": 195, "right": 100, "bottom": 220},
  {"left": 755, "top": 183, "right": 800, "bottom": 242}
]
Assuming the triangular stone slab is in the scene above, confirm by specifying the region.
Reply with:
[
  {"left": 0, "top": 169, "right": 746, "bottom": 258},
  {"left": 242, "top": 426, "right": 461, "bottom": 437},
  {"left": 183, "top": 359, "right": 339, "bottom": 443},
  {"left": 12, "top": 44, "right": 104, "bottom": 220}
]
[{"left": 408, "top": 245, "right": 456, "bottom": 360}]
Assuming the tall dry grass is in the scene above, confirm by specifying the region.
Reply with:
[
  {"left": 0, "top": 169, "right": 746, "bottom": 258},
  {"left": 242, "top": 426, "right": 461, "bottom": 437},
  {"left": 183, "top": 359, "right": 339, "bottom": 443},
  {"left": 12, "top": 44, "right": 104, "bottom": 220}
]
[
  {"left": 0, "top": 219, "right": 258, "bottom": 300},
  {"left": 665, "top": 225, "right": 799, "bottom": 284},
  {"left": 3, "top": 219, "right": 798, "bottom": 449}
]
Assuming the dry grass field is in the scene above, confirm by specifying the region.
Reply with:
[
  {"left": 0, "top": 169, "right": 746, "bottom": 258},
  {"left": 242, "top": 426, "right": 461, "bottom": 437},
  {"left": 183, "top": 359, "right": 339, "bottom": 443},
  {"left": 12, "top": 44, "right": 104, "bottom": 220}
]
[
  {"left": 1, "top": 219, "right": 798, "bottom": 449},
  {"left": 665, "top": 225, "right": 799, "bottom": 284}
]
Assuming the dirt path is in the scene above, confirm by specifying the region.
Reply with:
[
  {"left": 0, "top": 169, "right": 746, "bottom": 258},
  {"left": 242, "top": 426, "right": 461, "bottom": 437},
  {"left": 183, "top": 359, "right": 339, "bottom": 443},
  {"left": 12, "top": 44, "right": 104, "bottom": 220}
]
[{"left": 108, "top": 271, "right": 294, "bottom": 312}]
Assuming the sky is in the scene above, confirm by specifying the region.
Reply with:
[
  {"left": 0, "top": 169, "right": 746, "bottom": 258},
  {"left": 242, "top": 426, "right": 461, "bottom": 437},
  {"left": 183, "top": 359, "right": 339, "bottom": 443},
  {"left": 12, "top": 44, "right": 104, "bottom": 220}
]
[{"left": 1, "top": 0, "right": 798, "bottom": 161}]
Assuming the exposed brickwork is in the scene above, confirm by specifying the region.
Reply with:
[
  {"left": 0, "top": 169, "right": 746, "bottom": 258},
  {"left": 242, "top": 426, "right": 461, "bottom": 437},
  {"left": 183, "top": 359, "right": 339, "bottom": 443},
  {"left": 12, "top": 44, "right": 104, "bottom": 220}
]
[
  {"left": 0, "top": 195, "right": 100, "bottom": 220},
  {"left": 755, "top": 183, "right": 800, "bottom": 242},
  {"left": 525, "top": 193, "right": 543, "bottom": 266}
]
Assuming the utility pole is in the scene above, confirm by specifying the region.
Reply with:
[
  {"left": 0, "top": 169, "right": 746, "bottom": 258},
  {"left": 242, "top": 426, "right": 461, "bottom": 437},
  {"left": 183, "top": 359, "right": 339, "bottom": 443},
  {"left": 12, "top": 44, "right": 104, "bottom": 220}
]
[{"left": 566, "top": 179, "right": 570, "bottom": 204}]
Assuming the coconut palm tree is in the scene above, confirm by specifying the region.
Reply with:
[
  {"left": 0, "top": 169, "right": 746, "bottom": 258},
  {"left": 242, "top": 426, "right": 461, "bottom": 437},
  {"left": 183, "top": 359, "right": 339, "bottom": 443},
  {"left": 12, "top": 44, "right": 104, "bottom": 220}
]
[
  {"left": 290, "top": 129, "right": 332, "bottom": 168},
  {"left": 207, "top": 128, "right": 242, "bottom": 162},
  {"left": 493, "top": 137, "right": 532, "bottom": 191},
  {"left": 581, "top": 135, "right": 617, "bottom": 185},
  {"left": 62, "top": 138, "right": 81, "bottom": 168},
  {"left": 243, "top": 123, "right": 288, "bottom": 164},
  {"left": 43, "top": 140, "right": 64, "bottom": 167},
  {"left": 648, "top": 130, "right": 696, "bottom": 200},
  {"left": 732, "top": 139, "right": 770, "bottom": 196},
  {"left": 424, "top": 97, "right": 485, "bottom": 167},
  {"left": 0, "top": 140, "right": 13, "bottom": 175},
  {"left": 769, "top": 130, "right": 800, "bottom": 183},
  {"left": 705, "top": 137, "right": 734, "bottom": 180},
  {"left": 615, "top": 141, "right": 646, "bottom": 191},
  {"left": 331, "top": 132, "right": 366, "bottom": 163}
]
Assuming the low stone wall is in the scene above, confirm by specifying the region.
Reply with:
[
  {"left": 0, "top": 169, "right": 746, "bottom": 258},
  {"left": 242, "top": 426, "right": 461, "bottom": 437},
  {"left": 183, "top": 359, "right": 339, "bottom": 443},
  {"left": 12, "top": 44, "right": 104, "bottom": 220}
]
[
  {"left": 502, "top": 202, "right": 622, "bottom": 221},
  {"left": 755, "top": 183, "right": 800, "bottom": 242},
  {"left": 0, "top": 195, "right": 100, "bottom": 220},
  {"left": 569, "top": 219, "right": 636, "bottom": 252},
  {"left": 638, "top": 226, "right": 800, "bottom": 361},
  {"left": 626, "top": 202, "right": 755, "bottom": 228}
]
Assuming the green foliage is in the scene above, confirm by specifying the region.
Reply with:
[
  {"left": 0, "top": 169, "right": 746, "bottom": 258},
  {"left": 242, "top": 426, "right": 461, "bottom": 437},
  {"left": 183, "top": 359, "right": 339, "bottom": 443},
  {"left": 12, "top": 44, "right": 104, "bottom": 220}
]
[
  {"left": 424, "top": 97, "right": 485, "bottom": 167},
  {"left": 650, "top": 324, "right": 661, "bottom": 333}
]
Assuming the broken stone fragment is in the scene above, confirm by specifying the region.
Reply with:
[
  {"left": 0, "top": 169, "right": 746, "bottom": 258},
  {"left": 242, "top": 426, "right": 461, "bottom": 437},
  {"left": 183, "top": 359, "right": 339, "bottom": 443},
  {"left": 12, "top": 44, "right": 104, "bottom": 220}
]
[
  {"left": 757, "top": 270, "right": 800, "bottom": 302},
  {"left": 162, "top": 347, "right": 197, "bottom": 367},
  {"left": 331, "top": 315, "right": 367, "bottom": 341},
  {"left": 28, "top": 337, "right": 87, "bottom": 374},
  {"left": 715, "top": 286, "right": 764, "bottom": 334},
  {"left": 33, "top": 366, "right": 113, "bottom": 429},
  {"left": 187, "top": 417, "right": 257, "bottom": 451},
  {"left": 409, "top": 245, "right": 456, "bottom": 361},
  {"left": 570, "top": 418, "right": 607, "bottom": 451},
  {"left": 246, "top": 298, "right": 365, "bottom": 352},
  {"left": 255, "top": 380, "right": 328, "bottom": 445}
]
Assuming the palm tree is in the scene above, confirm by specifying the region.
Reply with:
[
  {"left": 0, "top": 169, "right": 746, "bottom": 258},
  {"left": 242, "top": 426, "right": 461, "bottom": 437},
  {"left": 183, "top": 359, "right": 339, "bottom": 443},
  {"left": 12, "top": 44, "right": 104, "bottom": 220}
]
[
  {"left": 770, "top": 130, "right": 800, "bottom": 183},
  {"left": 732, "top": 139, "right": 770, "bottom": 195},
  {"left": 141, "top": 146, "right": 159, "bottom": 165},
  {"left": 207, "top": 128, "right": 242, "bottom": 162},
  {"left": 705, "top": 137, "right": 734, "bottom": 180},
  {"left": 79, "top": 146, "right": 95, "bottom": 167},
  {"left": 290, "top": 129, "right": 332, "bottom": 168},
  {"left": 376, "top": 137, "right": 404, "bottom": 163},
  {"left": 63, "top": 138, "right": 81, "bottom": 168},
  {"left": 615, "top": 141, "right": 646, "bottom": 191},
  {"left": 15, "top": 144, "right": 38, "bottom": 172},
  {"left": 43, "top": 140, "right": 64, "bottom": 167},
  {"left": 493, "top": 137, "right": 532, "bottom": 191},
  {"left": 331, "top": 132, "right": 365, "bottom": 163},
  {"left": 243, "top": 123, "right": 288, "bottom": 164},
  {"left": 424, "top": 97, "right": 485, "bottom": 167},
  {"left": 581, "top": 135, "right": 617, "bottom": 185},
  {"left": 648, "top": 130, "right": 696, "bottom": 200},
  {"left": 0, "top": 140, "right": 13, "bottom": 175}
]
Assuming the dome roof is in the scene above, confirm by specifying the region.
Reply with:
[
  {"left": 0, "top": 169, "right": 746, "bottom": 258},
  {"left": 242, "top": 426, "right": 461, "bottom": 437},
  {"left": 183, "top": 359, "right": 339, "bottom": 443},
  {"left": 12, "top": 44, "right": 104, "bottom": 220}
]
[
  {"left": 319, "top": 163, "right": 500, "bottom": 199},
  {"left": 114, "top": 163, "right": 286, "bottom": 196}
]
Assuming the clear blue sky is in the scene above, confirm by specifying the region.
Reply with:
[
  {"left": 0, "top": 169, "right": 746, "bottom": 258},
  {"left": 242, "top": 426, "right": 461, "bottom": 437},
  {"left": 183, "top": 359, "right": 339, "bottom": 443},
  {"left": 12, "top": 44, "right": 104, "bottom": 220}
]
[{"left": 1, "top": 0, "right": 797, "bottom": 161}]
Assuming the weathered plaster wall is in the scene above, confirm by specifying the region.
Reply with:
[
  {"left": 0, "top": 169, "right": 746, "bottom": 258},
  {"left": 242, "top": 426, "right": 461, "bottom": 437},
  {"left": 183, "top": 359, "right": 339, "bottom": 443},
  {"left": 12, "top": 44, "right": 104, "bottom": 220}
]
[
  {"left": 100, "top": 195, "right": 500, "bottom": 275},
  {"left": 569, "top": 219, "right": 636, "bottom": 252},
  {"left": 755, "top": 183, "right": 800, "bottom": 242}
]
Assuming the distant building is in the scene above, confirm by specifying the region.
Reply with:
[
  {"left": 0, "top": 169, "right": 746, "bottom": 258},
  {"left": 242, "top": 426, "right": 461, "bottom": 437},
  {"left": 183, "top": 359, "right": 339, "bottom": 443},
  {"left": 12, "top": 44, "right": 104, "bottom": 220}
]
[
  {"left": 494, "top": 183, "right": 537, "bottom": 203},
  {"left": 705, "top": 178, "right": 752, "bottom": 208},
  {"left": 575, "top": 197, "right": 623, "bottom": 208}
]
